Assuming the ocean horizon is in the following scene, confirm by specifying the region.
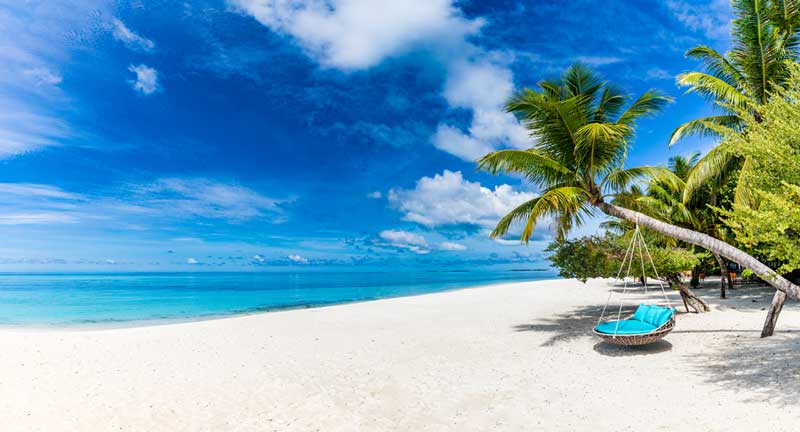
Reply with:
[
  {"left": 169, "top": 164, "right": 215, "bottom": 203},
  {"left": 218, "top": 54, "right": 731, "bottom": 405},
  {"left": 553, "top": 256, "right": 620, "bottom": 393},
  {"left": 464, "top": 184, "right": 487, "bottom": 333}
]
[{"left": 0, "top": 269, "right": 558, "bottom": 327}]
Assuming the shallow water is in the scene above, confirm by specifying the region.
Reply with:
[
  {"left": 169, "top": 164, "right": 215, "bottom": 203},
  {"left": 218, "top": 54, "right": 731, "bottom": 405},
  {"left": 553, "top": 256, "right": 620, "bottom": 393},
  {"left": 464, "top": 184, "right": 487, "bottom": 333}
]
[{"left": 0, "top": 269, "right": 557, "bottom": 326}]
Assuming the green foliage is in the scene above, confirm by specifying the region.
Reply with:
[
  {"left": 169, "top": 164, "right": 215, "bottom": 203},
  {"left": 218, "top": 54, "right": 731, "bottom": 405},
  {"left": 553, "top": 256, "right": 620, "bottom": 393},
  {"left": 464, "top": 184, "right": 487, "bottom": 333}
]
[
  {"left": 545, "top": 232, "right": 705, "bottom": 282},
  {"left": 673, "top": 0, "right": 800, "bottom": 207},
  {"left": 718, "top": 62, "right": 800, "bottom": 272},
  {"left": 673, "top": 0, "right": 800, "bottom": 146},
  {"left": 478, "top": 64, "right": 671, "bottom": 242}
]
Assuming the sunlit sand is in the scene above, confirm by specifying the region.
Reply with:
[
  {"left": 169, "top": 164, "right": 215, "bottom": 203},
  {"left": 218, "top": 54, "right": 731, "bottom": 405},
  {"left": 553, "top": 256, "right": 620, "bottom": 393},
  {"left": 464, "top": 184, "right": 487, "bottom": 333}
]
[{"left": 0, "top": 279, "right": 797, "bottom": 431}]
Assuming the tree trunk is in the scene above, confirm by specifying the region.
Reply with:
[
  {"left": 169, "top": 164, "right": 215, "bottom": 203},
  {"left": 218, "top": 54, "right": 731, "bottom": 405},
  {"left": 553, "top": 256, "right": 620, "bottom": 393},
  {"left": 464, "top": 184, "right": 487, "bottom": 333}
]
[
  {"left": 667, "top": 273, "right": 709, "bottom": 313},
  {"left": 725, "top": 266, "right": 734, "bottom": 292},
  {"left": 713, "top": 252, "right": 727, "bottom": 299},
  {"left": 597, "top": 202, "right": 798, "bottom": 336},
  {"left": 762, "top": 291, "right": 786, "bottom": 337}
]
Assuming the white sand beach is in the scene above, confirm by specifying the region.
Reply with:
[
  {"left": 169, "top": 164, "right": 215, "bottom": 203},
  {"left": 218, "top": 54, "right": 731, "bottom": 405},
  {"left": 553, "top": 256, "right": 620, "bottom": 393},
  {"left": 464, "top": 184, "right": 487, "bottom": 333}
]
[{"left": 0, "top": 278, "right": 798, "bottom": 431}]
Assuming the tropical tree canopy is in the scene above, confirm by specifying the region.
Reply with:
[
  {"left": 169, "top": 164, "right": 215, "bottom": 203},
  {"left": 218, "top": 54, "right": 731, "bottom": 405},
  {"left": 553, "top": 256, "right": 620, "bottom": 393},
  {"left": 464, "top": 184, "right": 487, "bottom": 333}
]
[
  {"left": 478, "top": 63, "right": 672, "bottom": 242},
  {"left": 671, "top": 0, "right": 800, "bottom": 205},
  {"left": 717, "top": 62, "right": 800, "bottom": 272},
  {"left": 545, "top": 232, "right": 706, "bottom": 282},
  {"left": 478, "top": 62, "right": 800, "bottom": 336},
  {"left": 671, "top": 0, "right": 800, "bottom": 146}
]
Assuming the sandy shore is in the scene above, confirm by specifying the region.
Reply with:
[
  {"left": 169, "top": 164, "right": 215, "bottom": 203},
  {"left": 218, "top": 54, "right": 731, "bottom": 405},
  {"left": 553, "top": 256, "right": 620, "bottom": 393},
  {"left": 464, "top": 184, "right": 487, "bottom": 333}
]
[{"left": 0, "top": 278, "right": 798, "bottom": 431}]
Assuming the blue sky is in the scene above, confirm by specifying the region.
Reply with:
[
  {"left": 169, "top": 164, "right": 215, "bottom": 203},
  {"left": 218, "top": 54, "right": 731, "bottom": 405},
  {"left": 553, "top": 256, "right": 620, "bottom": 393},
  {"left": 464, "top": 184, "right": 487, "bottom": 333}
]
[{"left": 0, "top": 0, "right": 733, "bottom": 271}]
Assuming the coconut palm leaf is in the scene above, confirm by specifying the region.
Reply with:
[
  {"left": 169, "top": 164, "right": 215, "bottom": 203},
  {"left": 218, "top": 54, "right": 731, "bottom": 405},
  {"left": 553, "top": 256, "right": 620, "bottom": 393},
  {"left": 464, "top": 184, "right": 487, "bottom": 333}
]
[
  {"left": 601, "top": 166, "right": 675, "bottom": 193},
  {"left": 668, "top": 115, "right": 742, "bottom": 147},
  {"left": 489, "top": 186, "right": 587, "bottom": 243},
  {"left": 677, "top": 72, "right": 756, "bottom": 111},
  {"left": 683, "top": 145, "right": 740, "bottom": 203},
  {"left": 685, "top": 45, "right": 747, "bottom": 88},
  {"left": 477, "top": 149, "right": 572, "bottom": 188},
  {"left": 617, "top": 90, "right": 673, "bottom": 126}
]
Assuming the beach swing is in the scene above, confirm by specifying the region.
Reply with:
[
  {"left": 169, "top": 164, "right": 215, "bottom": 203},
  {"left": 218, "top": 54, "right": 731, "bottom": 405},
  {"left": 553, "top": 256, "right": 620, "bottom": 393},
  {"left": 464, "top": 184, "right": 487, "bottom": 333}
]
[{"left": 593, "top": 225, "right": 676, "bottom": 346}]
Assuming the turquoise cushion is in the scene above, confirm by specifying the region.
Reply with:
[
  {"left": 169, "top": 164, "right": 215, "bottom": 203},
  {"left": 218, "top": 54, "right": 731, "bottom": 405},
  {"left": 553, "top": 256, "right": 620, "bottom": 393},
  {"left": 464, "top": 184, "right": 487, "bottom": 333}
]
[
  {"left": 632, "top": 304, "right": 674, "bottom": 327},
  {"left": 595, "top": 319, "right": 657, "bottom": 335},
  {"left": 632, "top": 304, "right": 652, "bottom": 322}
]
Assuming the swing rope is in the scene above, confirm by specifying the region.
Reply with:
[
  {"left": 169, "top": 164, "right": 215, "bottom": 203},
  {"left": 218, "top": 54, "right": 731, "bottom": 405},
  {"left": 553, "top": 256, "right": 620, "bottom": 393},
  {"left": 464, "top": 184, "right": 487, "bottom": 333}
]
[
  {"left": 596, "top": 225, "right": 638, "bottom": 327},
  {"left": 597, "top": 224, "right": 674, "bottom": 337}
]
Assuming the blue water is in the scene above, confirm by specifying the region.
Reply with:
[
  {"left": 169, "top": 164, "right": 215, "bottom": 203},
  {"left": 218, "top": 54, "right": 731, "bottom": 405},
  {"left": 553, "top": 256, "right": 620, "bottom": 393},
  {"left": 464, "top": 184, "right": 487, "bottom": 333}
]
[{"left": 0, "top": 270, "right": 557, "bottom": 327}]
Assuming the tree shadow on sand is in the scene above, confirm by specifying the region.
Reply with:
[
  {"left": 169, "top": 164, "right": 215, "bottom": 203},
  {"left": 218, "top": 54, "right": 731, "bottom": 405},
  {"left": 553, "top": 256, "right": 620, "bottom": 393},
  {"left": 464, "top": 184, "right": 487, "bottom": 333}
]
[
  {"left": 514, "top": 283, "right": 786, "bottom": 349},
  {"left": 512, "top": 303, "right": 636, "bottom": 347},
  {"left": 685, "top": 331, "right": 800, "bottom": 406},
  {"left": 512, "top": 284, "right": 685, "bottom": 347},
  {"left": 513, "top": 281, "right": 800, "bottom": 405}
]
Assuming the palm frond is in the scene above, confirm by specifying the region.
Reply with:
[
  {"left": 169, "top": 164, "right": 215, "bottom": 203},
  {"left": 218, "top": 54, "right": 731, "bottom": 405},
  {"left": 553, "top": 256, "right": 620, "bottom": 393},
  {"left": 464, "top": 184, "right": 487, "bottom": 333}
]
[
  {"left": 616, "top": 90, "right": 673, "bottom": 126},
  {"left": 594, "top": 85, "right": 628, "bottom": 122},
  {"left": 490, "top": 186, "right": 588, "bottom": 243},
  {"left": 770, "top": 0, "right": 800, "bottom": 51},
  {"left": 730, "top": 0, "right": 793, "bottom": 103},
  {"left": 685, "top": 45, "right": 747, "bottom": 89},
  {"left": 683, "top": 145, "right": 739, "bottom": 203},
  {"left": 677, "top": 72, "right": 755, "bottom": 111},
  {"left": 563, "top": 63, "right": 603, "bottom": 98},
  {"left": 477, "top": 149, "right": 573, "bottom": 188},
  {"left": 668, "top": 115, "right": 742, "bottom": 147},
  {"left": 574, "top": 122, "right": 631, "bottom": 176},
  {"left": 601, "top": 166, "right": 674, "bottom": 193}
]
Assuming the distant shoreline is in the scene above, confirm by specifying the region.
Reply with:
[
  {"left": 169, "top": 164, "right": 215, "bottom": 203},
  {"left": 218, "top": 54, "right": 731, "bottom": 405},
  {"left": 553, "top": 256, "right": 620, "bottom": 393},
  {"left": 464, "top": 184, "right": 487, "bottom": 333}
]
[{"left": 0, "top": 273, "right": 560, "bottom": 330}]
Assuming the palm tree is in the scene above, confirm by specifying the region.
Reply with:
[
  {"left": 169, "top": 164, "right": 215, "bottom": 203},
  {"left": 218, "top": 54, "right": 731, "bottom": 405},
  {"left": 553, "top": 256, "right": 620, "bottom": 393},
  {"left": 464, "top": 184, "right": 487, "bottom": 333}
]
[
  {"left": 614, "top": 153, "right": 735, "bottom": 299},
  {"left": 670, "top": 0, "right": 800, "bottom": 203},
  {"left": 478, "top": 64, "right": 800, "bottom": 336},
  {"left": 670, "top": 0, "right": 800, "bottom": 335}
]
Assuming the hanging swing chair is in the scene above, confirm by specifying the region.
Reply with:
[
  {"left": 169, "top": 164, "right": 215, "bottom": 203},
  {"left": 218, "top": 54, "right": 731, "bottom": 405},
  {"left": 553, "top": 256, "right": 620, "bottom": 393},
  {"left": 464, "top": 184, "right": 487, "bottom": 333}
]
[{"left": 593, "top": 225, "right": 676, "bottom": 346}]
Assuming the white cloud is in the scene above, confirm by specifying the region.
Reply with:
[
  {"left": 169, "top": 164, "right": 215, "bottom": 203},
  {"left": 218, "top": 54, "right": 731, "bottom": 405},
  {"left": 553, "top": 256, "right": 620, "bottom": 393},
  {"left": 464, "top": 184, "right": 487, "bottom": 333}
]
[
  {"left": 388, "top": 170, "right": 535, "bottom": 228},
  {"left": 439, "top": 241, "right": 466, "bottom": 251},
  {"left": 128, "top": 64, "right": 159, "bottom": 95},
  {"left": 0, "top": 105, "right": 73, "bottom": 159},
  {"left": 434, "top": 59, "right": 532, "bottom": 160},
  {"left": 228, "top": 0, "right": 480, "bottom": 69},
  {"left": 23, "top": 68, "right": 63, "bottom": 86},
  {"left": 379, "top": 229, "right": 430, "bottom": 254},
  {"left": 229, "top": 0, "right": 531, "bottom": 160},
  {"left": 0, "top": 178, "right": 285, "bottom": 228},
  {"left": 186, "top": 257, "right": 199, "bottom": 264},
  {"left": 575, "top": 56, "right": 624, "bottom": 66},
  {"left": 253, "top": 254, "right": 265, "bottom": 262},
  {"left": 367, "top": 191, "right": 382, "bottom": 199},
  {"left": 665, "top": 0, "right": 732, "bottom": 41},
  {"left": 131, "top": 178, "right": 283, "bottom": 221},
  {"left": 380, "top": 229, "right": 427, "bottom": 246},
  {"left": 112, "top": 18, "right": 156, "bottom": 52},
  {"left": 431, "top": 124, "right": 495, "bottom": 161},
  {"left": 0, "top": 1, "right": 109, "bottom": 158},
  {"left": 0, "top": 213, "right": 78, "bottom": 225},
  {"left": 646, "top": 68, "right": 672, "bottom": 81},
  {"left": 288, "top": 254, "right": 309, "bottom": 264},
  {"left": 493, "top": 238, "right": 522, "bottom": 246},
  {"left": 0, "top": 183, "right": 83, "bottom": 200},
  {"left": 443, "top": 60, "right": 512, "bottom": 110}
]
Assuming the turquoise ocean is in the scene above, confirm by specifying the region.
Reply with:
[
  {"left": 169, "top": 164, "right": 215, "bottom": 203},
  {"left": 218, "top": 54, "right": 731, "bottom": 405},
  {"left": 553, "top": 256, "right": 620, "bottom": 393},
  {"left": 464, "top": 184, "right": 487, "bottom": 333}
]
[{"left": 0, "top": 269, "right": 557, "bottom": 327}]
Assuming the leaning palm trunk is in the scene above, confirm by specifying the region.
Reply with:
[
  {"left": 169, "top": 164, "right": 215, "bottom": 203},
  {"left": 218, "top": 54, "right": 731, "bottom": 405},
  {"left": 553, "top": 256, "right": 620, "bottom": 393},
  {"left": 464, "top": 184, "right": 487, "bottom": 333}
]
[{"left": 597, "top": 202, "right": 798, "bottom": 336}]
